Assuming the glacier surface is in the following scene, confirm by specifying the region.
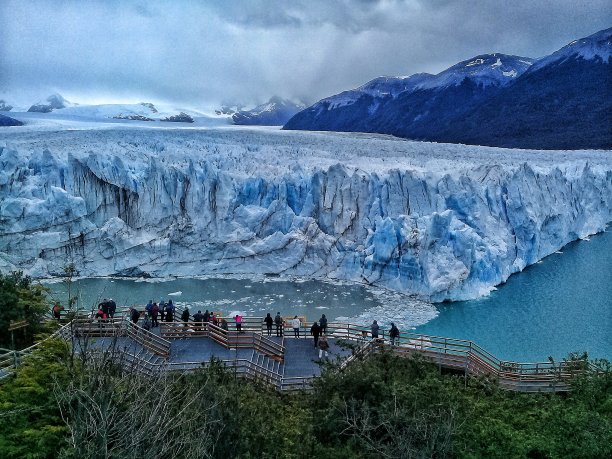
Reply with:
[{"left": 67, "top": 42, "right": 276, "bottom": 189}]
[{"left": 1, "top": 116, "right": 611, "bottom": 301}]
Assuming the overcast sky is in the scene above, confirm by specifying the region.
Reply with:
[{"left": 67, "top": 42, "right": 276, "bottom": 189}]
[{"left": 1, "top": 0, "right": 610, "bottom": 109}]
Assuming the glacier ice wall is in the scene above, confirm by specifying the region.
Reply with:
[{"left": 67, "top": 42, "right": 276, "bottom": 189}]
[{"left": 0, "top": 128, "right": 611, "bottom": 301}]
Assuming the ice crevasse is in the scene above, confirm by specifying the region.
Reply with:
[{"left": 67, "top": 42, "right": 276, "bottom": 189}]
[{"left": 0, "top": 129, "right": 610, "bottom": 302}]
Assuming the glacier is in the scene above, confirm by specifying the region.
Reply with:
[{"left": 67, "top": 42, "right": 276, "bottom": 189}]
[{"left": 1, "top": 116, "right": 611, "bottom": 301}]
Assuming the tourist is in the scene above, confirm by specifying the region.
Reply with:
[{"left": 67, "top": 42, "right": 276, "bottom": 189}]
[
  {"left": 130, "top": 307, "right": 140, "bottom": 324},
  {"left": 159, "top": 300, "right": 166, "bottom": 322},
  {"left": 291, "top": 315, "right": 301, "bottom": 338},
  {"left": 166, "top": 300, "right": 175, "bottom": 322},
  {"left": 99, "top": 299, "right": 109, "bottom": 317},
  {"left": 52, "top": 302, "right": 63, "bottom": 321},
  {"left": 220, "top": 318, "right": 229, "bottom": 331},
  {"left": 151, "top": 302, "right": 159, "bottom": 327},
  {"left": 143, "top": 314, "right": 151, "bottom": 331},
  {"left": 108, "top": 298, "right": 117, "bottom": 318},
  {"left": 203, "top": 310, "right": 210, "bottom": 323},
  {"left": 318, "top": 334, "right": 330, "bottom": 359},
  {"left": 371, "top": 320, "right": 380, "bottom": 339},
  {"left": 310, "top": 321, "right": 321, "bottom": 348},
  {"left": 319, "top": 314, "right": 328, "bottom": 334},
  {"left": 389, "top": 322, "right": 400, "bottom": 346},
  {"left": 95, "top": 307, "right": 106, "bottom": 320},
  {"left": 235, "top": 314, "right": 243, "bottom": 333},
  {"left": 145, "top": 300, "right": 153, "bottom": 316},
  {"left": 274, "top": 312, "right": 283, "bottom": 337},
  {"left": 211, "top": 313, "right": 218, "bottom": 326},
  {"left": 181, "top": 307, "right": 190, "bottom": 326},
  {"left": 264, "top": 313, "right": 274, "bottom": 336}
]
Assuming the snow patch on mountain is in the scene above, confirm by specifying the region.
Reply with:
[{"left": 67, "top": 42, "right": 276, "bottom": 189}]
[
  {"left": 530, "top": 27, "right": 611, "bottom": 72},
  {"left": 418, "top": 53, "right": 534, "bottom": 89}
]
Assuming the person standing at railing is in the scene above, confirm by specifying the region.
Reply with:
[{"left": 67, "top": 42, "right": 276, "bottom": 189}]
[
  {"left": 130, "top": 307, "right": 140, "bottom": 324},
  {"left": 291, "top": 316, "right": 301, "bottom": 338},
  {"left": 274, "top": 312, "right": 283, "bottom": 337},
  {"left": 166, "top": 300, "right": 175, "bottom": 322},
  {"left": 318, "top": 334, "right": 330, "bottom": 359},
  {"left": 181, "top": 307, "right": 190, "bottom": 327},
  {"left": 220, "top": 318, "right": 229, "bottom": 331},
  {"left": 203, "top": 310, "right": 210, "bottom": 323},
  {"left": 371, "top": 320, "right": 380, "bottom": 340},
  {"left": 52, "top": 302, "right": 63, "bottom": 321},
  {"left": 389, "top": 323, "right": 400, "bottom": 346},
  {"left": 108, "top": 299, "right": 116, "bottom": 319},
  {"left": 151, "top": 302, "right": 159, "bottom": 328},
  {"left": 235, "top": 314, "right": 243, "bottom": 333},
  {"left": 264, "top": 313, "right": 274, "bottom": 336},
  {"left": 159, "top": 300, "right": 166, "bottom": 322},
  {"left": 319, "top": 314, "right": 328, "bottom": 335},
  {"left": 310, "top": 321, "right": 321, "bottom": 348}
]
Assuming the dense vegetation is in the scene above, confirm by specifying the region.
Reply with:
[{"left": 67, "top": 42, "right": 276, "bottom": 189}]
[
  {"left": 0, "top": 338, "right": 610, "bottom": 459},
  {"left": 0, "top": 272, "right": 50, "bottom": 348},
  {"left": 0, "top": 274, "right": 610, "bottom": 458}
]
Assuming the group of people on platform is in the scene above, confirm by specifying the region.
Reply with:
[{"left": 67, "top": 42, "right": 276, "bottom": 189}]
[
  {"left": 184, "top": 309, "right": 230, "bottom": 331},
  {"left": 94, "top": 298, "right": 117, "bottom": 320},
  {"left": 125, "top": 300, "right": 403, "bottom": 352}
]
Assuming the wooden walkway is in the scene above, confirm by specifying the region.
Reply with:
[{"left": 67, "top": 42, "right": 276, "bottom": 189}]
[{"left": 1, "top": 315, "right": 599, "bottom": 392}]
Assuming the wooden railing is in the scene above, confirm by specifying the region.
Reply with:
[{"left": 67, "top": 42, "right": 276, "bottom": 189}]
[
  {"left": 0, "top": 321, "right": 73, "bottom": 379},
  {"left": 160, "top": 322, "right": 284, "bottom": 361},
  {"left": 124, "top": 320, "right": 171, "bottom": 358},
  {"left": 323, "top": 321, "right": 588, "bottom": 392}
]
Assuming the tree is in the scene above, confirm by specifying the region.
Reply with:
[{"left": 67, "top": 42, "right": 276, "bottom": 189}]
[{"left": 0, "top": 271, "right": 49, "bottom": 348}]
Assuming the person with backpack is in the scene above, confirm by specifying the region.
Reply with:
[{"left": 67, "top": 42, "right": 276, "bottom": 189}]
[
  {"left": 310, "top": 321, "right": 321, "bottom": 348},
  {"left": 389, "top": 322, "right": 400, "bottom": 346},
  {"left": 274, "top": 312, "right": 283, "bottom": 337},
  {"left": 264, "top": 313, "right": 274, "bottom": 336}
]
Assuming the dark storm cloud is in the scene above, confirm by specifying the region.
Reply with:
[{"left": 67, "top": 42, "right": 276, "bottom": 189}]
[{"left": 1, "top": 0, "right": 610, "bottom": 109}]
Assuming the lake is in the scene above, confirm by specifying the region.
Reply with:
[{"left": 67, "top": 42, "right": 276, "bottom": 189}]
[{"left": 45, "top": 229, "right": 611, "bottom": 362}]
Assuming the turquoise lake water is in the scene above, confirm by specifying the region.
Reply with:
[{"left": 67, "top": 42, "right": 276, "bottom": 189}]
[
  {"left": 46, "top": 229, "right": 611, "bottom": 362},
  {"left": 414, "top": 229, "right": 611, "bottom": 362}
]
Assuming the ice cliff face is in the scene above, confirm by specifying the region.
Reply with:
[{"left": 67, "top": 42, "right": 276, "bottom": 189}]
[{"left": 1, "top": 123, "right": 610, "bottom": 301}]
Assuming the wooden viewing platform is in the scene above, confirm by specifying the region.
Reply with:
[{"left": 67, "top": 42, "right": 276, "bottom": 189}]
[{"left": 1, "top": 314, "right": 600, "bottom": 393}]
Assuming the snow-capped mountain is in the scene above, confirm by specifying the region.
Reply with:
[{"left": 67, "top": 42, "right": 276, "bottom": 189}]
[
  {"left": 419, "top": 54, "right": 534, "bottom": 89},
  {"left": 284, "top": 53, "right": 533, "bottom": 134},
  {"left": 0, "top": 113, "right": 23, "bottom": 126},
  {"left": 232, "top": 97, "right": 306, "bottom": 125},
  {"left": 319, "top": 73, "right": 434, "bottom": 111},
  {"left": 434, "top": 27, "right": 612, "bottom": 149},
  {"left": 0, "top": 100, "right": 13, "bottom": 112},
  {"left": 27, "top": 94, "right": 72, "bottom": 112},
  {"left": 529, "top": 26, "right": 611, "bottom": 72},
  {"left": 285, "top": 27, "right": 611, "bottom": 149}
]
